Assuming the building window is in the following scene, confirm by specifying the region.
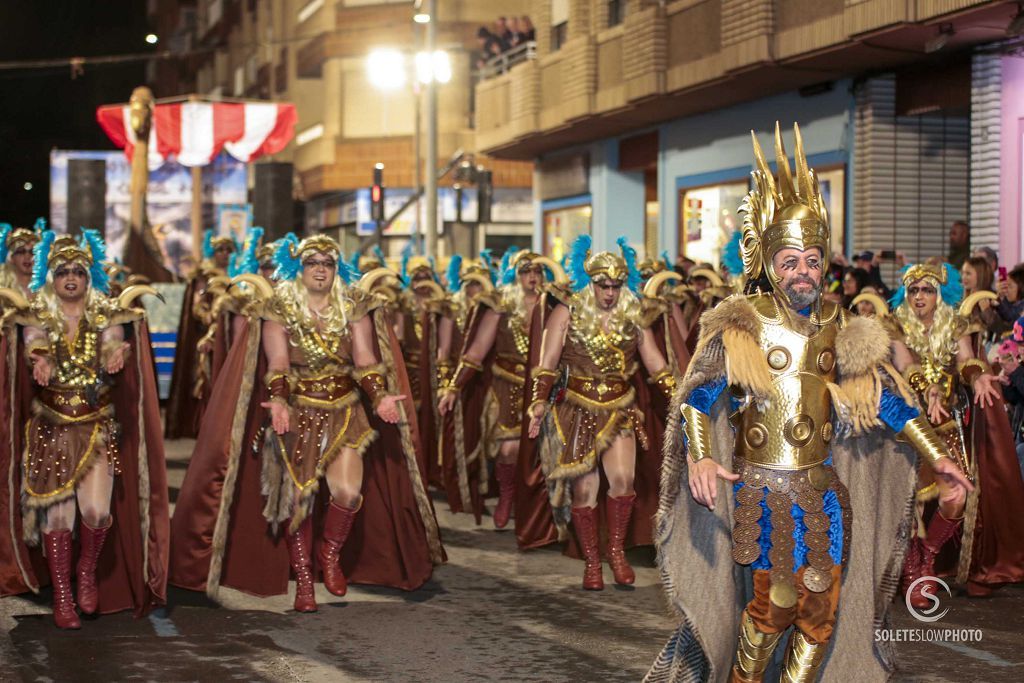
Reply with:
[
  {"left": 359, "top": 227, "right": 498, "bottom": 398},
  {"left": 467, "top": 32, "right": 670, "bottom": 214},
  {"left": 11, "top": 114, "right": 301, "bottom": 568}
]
[
  {"left": 552, "top": 22, "right": 568, "bottom": 51},
  {"left": 608, "top": 0, "right": 625, "bottom": 28},
  {"left": 679, "top": 180, "right": 749, "bottom": 268},
  {"left": 543, "top": 201, "right": 591, "bottom": 259}
]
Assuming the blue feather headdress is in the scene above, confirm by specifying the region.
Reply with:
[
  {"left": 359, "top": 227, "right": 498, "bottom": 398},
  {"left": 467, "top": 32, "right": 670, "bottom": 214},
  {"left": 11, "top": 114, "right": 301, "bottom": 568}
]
[
  {"left": 27, "top": 228, "right": 109, "bottom": 294},
  {"left": 0, "top": 223, "right": 11, "bottom": 263},
  {"left": 660, "top": 249, "right": 673, "bottom": 271},
  {"left": 568, "top": 234, "right": 592, "bottom": 292},
  {"left": 230, "top": 227, "right": 264, "bottom": 277},
  {"left": 80, "top": 229, "right": 110, "bottom": 294},
  {"left": 272, "top": 233, "right": 301, "bottom": 281},
  {"left": 499, "top": 246, "right": 520, "bottom": 286},
  {"left": 890, "top": 263, "right": 963, "bottom": 309},
  {"left": 399, "top": 240, "right": 415, "bottom": 286},
  {"left": 478, "top": 248, "right": 496, "bottom": 283},
  {"left": 347, "top": 251, "right": 362, "bottom": 277},
  {"left": 721, "top": 230, "right": 743, "bottom": 277},
  {"left": 616, "top": 237, "right": 642, "bottom": 294},
  {"left": 446, "top": 254, "right": 463, "bottom": 293},
  {"left": 337, "top": 256, "right": 359, "bottom": 285},
  {"left": 201, "top": 229, "right": 215, "bottom": 260},
  {"left": 29, "top": 230, "right": 56, "bottom": 292},
  {"left": 33, "top": 218, "right": 47, "bottom": 233}
]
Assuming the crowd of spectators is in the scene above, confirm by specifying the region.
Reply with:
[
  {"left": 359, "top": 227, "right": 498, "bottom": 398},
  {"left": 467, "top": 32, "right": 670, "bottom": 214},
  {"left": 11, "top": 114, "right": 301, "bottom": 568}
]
[{"left": 475, "top": 16, "right": 536, "bottom": 70}]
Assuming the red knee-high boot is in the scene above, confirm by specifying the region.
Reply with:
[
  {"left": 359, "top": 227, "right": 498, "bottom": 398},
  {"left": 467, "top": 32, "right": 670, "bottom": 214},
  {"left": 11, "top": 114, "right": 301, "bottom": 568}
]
[
  {"left": 319, "top": 501, "right": 359, "bottom": 597},
  {"left": 77, "top": 520, "right": 111, "bottom": 615},
  {"left": 286, "top": 517, "right": 317, "bottom": 613},
  {"left": 909, "top": 511, "right": 962, "bottom": 610},
  {"left": 606, "top": 494, "right": 636, "bottom": 585},
  {"left": 571, "top": 505, "right": 604, "bottom": 590},
  {"left": 44, "top": 530, "right": 81, "bottom": 629},
  {"left": 493, "top": 462, "right": 516, "bottom": 529}
]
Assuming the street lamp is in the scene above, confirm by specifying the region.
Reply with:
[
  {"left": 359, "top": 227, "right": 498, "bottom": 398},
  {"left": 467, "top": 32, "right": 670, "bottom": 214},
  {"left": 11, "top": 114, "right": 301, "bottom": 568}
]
[
  {"left": 365, "top": 48, "right": 407, "bottom": 90},
  {"left": 415, "top": 50, "right": 452, "bottom": 85},
  {"left": 145, "top": 33, "right": 159, "bottom": 45}
]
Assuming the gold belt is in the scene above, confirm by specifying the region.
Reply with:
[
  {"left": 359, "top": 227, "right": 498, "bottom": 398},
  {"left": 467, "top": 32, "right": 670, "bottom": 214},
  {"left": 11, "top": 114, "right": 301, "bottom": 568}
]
[
  {"left": 294, "top": 375, "right": 357, "bottom": 403},
  {"left": 38, "top": 388, "right": 109, "bottom": 420},
  {"left": 566, "top": 375, "right": 630, "bottom": 404}
]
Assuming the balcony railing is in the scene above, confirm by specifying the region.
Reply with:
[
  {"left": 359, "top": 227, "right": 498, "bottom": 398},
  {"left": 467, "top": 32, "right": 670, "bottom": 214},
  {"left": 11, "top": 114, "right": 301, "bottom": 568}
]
[{"left": 476, "top": 41, "right": 537, "bottom": 80}]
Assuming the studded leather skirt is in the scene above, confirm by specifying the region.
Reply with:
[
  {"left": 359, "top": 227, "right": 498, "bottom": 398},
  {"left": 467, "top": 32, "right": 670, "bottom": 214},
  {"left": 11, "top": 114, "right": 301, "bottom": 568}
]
[
  {"left": 488, "top": 354, "right": 527, "bottom": 443},
  {"left": 730, "top": 458, "right": 851, "bottom": 608}
]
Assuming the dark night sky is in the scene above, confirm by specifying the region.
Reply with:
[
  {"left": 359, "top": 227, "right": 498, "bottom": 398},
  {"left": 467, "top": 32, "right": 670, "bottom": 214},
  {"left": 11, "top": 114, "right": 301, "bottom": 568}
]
[{"left": 0, "top": 1, "right": 154, "bottom": 225}]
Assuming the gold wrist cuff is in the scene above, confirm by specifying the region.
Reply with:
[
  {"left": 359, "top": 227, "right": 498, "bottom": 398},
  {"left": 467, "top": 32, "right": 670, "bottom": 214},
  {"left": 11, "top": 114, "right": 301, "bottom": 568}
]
[
  {"left": 900, "top": 414, "right": 950, "bottom": 466},
  {"left": 680, "top": 403, "right": 712, "bottom": 464},
  {"left": 903, "top": 364, "right": 929, "bottom": 394},
  {"left": 649, "top": 367, "right": 677, "bottom": 399}
]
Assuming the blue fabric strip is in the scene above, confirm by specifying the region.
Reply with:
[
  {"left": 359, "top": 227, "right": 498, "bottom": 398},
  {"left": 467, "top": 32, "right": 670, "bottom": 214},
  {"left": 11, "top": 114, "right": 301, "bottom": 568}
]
[
  {"left": 686, "top": 377, "right": 727, "bottom": 415},
  {"left": 878, "top": 387, "right": 919, "bottom": 432}
]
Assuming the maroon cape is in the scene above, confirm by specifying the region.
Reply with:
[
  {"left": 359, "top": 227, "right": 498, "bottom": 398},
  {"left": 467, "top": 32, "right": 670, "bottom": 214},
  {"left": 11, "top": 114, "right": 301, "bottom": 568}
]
[
  {"left": 169, "top": 311, "right": 444, "bottom": 598},
  {"left": 165, "top": 276, "right": 206, "bottom": 439},
  {"left": 0, "top": 319, "right": 170, "bottom": 616},
  {"left": 439, "top": 302, "right": 497, "bottom": 524}
]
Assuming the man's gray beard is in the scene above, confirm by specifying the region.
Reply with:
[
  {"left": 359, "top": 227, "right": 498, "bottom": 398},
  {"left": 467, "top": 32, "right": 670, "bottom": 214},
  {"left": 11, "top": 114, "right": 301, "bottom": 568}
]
[{"left": 784, "top": 283, "right": 821, "bottom": 310}]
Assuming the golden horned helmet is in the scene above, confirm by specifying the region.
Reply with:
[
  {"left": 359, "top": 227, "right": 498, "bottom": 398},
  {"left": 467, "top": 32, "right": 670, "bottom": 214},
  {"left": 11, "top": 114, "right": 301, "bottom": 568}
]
[
  {"left": 6, "top": 228, "right": 40, "bottom": 253},
  {"left": 585, "top": 251, "right": 628, "bottom": 285},
  {"left": 740, "top": 122, "right": 830, "bottom": 304},
  {"left": 296, "top": 234, "right": 341, "bottom": 261},
  {"left": 637, "top": 257, "right": 666, "bottom": 280}
]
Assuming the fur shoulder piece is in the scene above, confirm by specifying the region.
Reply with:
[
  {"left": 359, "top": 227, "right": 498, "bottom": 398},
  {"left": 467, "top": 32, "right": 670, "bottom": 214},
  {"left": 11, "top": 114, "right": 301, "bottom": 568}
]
[
  {"left": 348, "top": 287, "right": 383, "bottom": 322},
  {"left": 695, "top": 294, "right": 760, "bottom": 346},
  {"left": 639, "top": 296, "right": 668, "bottom": 328},
  {"left": 836, "top": 315, "right": 890, "bottom": 379},
  {"left": 474, "top": 290, "right": 502, "bottom": 312},
  {"left": 544, "top": 283, "right": 574, "bottom": 309}
]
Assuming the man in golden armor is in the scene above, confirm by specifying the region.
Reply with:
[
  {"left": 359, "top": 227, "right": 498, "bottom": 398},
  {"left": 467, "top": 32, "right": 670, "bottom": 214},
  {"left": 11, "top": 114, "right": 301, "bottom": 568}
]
[
  {"left": 647, "top": 124, "right": 973, "bottom": 682},
  {"left": 525, "top": 235, "right": 675, "bottom": 590}
]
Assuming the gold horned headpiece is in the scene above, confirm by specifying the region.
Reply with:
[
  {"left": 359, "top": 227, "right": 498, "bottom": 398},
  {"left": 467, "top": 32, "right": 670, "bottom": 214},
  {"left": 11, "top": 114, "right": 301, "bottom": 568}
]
[
  {"left": 296, "top": 234, "right": 340, "bottom": 261},
  {"left": 29, "top": 229, "right": 112, "bottom": 294},
  {"left": 6, "top": 228, "right": 40, "bottom": 252},
  {"left": 637, "top": 257, "right": 666, "bottom": 280},
  {"left": 256, "top": 243, "right": 276, "bottom": 265},
  {"left": 901, "top": 263, "right": 946, "bottom": 287},
  {"left": 586, "top": 251, "right": 628, "bottom": 284},
  {"left": 740, "top": 122, "right": 830, "bottom": 302},
  {"left": 503, "top": 249, "right": 568, "bottom": 285}
]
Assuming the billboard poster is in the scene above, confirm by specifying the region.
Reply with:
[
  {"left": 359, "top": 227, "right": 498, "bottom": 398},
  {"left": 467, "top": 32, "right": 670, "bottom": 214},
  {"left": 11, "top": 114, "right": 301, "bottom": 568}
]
[{"left": 50, "top": 150, "right": 247, "bottom": 277}]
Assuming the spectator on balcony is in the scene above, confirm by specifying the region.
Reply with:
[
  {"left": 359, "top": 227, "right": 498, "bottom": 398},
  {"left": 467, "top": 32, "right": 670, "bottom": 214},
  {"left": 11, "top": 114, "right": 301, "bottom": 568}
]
[
  {"left": 508, "top": 17, "right": 527, "bottom": 48},
  {"left": 494, "top": 17, "right": 512, "bottom": 51},
  {"left": 476, "top": 27, "right": 504, "bottom": 69},
  {"left": 521, "top": 16, "right": 536, "bottom": 42}
]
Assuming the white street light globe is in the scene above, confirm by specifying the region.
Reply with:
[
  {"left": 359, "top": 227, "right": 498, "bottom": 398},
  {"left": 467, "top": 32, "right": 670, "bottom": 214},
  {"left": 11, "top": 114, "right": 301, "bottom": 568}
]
[
  {"left": 366, "top": 48, "right": 407, "bottom": 91},
  {"left": 415, "top": 50, "right": 451, "bottom": 84},
  {"left": 432, "top": 50, "right": 452, "bottom": 84},
  {"left": 145, "top": 33, "right": 159, "bottom": 45},
  {"left": 23, "top": 182, "right": 32, "bottom": 191}
]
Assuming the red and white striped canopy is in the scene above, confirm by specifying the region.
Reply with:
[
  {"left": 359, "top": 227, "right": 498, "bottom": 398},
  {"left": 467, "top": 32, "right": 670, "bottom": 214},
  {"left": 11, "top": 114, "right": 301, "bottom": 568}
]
[{"left": 97, "top": 101, "right": 297, "bottom": 168}]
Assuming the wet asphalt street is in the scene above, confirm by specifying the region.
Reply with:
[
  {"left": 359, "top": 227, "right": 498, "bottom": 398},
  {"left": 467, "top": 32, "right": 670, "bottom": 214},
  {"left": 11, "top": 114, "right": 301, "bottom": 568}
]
[{"left": 1, "top": 439, "right": 1022, "bottom": 682}]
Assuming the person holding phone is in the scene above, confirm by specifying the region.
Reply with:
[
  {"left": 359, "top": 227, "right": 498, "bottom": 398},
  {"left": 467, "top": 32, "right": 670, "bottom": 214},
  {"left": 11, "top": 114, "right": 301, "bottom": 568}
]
[{"left": 996, "top": 264, "right": 1024, "bottom": 325}]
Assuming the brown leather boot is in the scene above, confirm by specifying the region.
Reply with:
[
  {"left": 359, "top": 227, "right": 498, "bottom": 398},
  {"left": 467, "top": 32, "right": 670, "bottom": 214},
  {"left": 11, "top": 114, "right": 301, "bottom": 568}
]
[
  {"left": 606, "top": 494, "right": 636, "bottom": 585},
  {"left": 571, "top": 505, "right": 604, "bottom": 590},
  {"left": 44, "top": 530, "right": 81, "bottom": 629},
  {"left": 493, "top": 462, "right": 516, "bottom": 529},
  {"left": 286, "top": 517, "right": 317, "bottom": 613},
  {"left": 76, "top": 520, "right": 111, "bottom": 615},
  {"left": 909, "top": 511, "right": 962, "bottom": 610},
  {"left": 319, "top": 501, "right": 359, "bottom": 597}
]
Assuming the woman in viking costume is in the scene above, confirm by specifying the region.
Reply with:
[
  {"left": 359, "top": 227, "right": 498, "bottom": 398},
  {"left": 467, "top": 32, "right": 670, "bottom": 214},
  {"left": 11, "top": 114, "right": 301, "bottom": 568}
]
[
  {"left": 437, "top": 249, "right": 562, "bottom": 532},
  {"left": 0, "top": 229, "right": 168, "bottom": 629},
  {"left": 0, "top": 220, "right": 41, "bottom": 297},
  {"left": 646, "top": 124, "right": 972, "bottom": 682},
  {"left": 436, "top": 252, "right": 496, "bottom": 521},
  {"left": 523, "top": 235, "right": 674, "bottom": 590},
  {"left": 165, "top": 229, "right": 236, "bottom": 438},
  {"left": 891, "top": 263, "right": 1024, "bottom": 603},
  {"left": 170, "top": 234, "right": 442, "bottom": 612}
]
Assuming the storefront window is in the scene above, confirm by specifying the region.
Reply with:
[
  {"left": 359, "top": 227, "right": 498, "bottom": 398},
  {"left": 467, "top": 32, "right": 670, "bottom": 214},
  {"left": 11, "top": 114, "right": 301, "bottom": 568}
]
[
  {"left": 544, "top": 203, "right": 591, "bottom": 261},
  {"left": 679, "top": 181, "right": 748, "bottom": 266}
]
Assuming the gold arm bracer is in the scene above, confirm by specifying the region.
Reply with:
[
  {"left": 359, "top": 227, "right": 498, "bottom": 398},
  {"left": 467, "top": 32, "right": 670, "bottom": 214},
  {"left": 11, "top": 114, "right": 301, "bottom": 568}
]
[
  {"left": 900, "top": 414, "right": 951, "bottom": 466},
  {"left": 680, "top": 403, "right": 712, "bottom": 464}
]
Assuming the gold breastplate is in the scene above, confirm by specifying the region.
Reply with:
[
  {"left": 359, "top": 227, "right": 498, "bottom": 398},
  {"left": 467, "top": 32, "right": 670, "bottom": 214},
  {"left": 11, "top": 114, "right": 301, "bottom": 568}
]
[{"left": 733, "top": 296, "right": 840, "bottom": 470}]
